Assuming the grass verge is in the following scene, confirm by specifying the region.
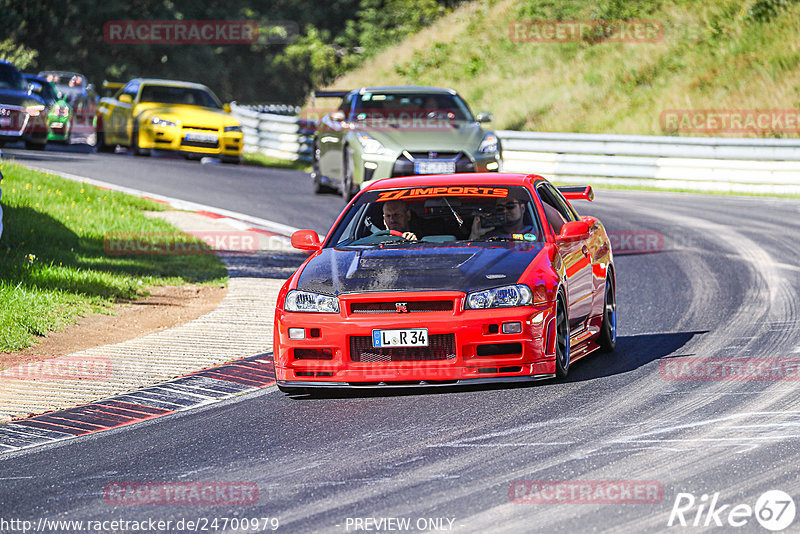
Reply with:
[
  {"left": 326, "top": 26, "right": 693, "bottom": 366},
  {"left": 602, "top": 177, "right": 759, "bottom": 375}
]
[
  {"left": 242, "top": 151, "right": 311, "bottom": 172},
  {"left": 0, "top": 161, "right": 228, "bottom": 352}
]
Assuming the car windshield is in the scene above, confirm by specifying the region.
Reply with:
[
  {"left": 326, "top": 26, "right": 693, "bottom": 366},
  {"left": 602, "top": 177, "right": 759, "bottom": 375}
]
[
  {"left": 351, "top": 92, "right": 474, "bottom": 123},
  {"left": 139, "top": 85, "right": 221, "bottom": 108},
  {"left": 327, "top": 185, "right": 543, "bottom": 248},
  {"left": 0, "top": 63, "right": 27, "bottom": 91}
]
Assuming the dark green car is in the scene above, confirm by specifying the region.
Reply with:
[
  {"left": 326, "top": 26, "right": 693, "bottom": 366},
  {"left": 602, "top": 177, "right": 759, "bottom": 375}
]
[
  {"left": 24, "top": 75, "right": 72, "bottom": 143},
  {"left": 312, "top": 86, "right": 501, "bottom": 200}
]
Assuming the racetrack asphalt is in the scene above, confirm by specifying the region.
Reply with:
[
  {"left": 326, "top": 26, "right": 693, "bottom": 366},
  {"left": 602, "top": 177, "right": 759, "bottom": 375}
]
[{"left": 1, "top": 145, "right": 800, "bottom": 533}]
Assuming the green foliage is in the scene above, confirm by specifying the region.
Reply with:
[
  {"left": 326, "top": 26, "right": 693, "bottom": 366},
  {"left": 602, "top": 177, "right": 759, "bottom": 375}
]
[
  {"left": 0, "top": 0, "right": 458, "bottom": 105},
  {"left": 0, "top": 39, "right": 38, "bottom": 70}
]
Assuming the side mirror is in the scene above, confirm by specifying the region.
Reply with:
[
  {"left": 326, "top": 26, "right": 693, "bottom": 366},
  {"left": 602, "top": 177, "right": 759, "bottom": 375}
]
[
  {"left": 476, "top": 112, "right": 493, "bottom": 123},
  {"left": 27, "top": 82, "right": 43, "bottom": 95},
  {"left": 556, "top": 221, "right": 590, "bottom": 243},
  {"left": 291, "top": 229, "right": 322, "bottom": 252},
  {"left": 223, "top": 103, "right": 232, "bottom": 113},
  {"left": 118, "top": 94, "right": 133, "bottom": 104}
]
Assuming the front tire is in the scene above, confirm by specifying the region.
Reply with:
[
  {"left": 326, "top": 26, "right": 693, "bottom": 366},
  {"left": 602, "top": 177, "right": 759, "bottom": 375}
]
[
  {"left": 96, "top": 129, "right": 115, "bottom": 153},
  {"left": 342, "top": 146, "right": 357, "bottom": 202},
  {"left": 555, "top": 294, "right": 570, "bottom": 378},
  {"left": 598, "top": 276, "right": 616, "bottom": 352},
  {"left": 131, "top": 125, "right": 150, "bottom": 157},
  {"left": 312, "top": 141, "right": 334, "bottom": 194}
]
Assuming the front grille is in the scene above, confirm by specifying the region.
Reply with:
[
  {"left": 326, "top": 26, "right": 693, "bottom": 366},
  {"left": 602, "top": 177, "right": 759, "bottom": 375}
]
[
  {"left": 183, "top": 125, "right": 218, "bottom": 131},
  {"left": 350, "top": 301, "right": 453, "bottom": 314},
  {"left": 350, "top": 334, "right": 456, "bottom": 362},
  {"left": 182, "top": 139, "right": 219, "bottom": 148},
  {"left": 391, "top": 152, "right": 475, "bottom": 177}
]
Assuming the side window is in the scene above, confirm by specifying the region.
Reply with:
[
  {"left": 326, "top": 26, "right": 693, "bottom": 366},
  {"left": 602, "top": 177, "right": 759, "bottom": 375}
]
[
  {"left": 339, "top": 94, "right": 353, "bottom": 117},
  {"left": 123, "top": 81, "right": 139, "bottom": 99},
  {"left": 537, "top": 183, "right": 576, "bottom": 235}
]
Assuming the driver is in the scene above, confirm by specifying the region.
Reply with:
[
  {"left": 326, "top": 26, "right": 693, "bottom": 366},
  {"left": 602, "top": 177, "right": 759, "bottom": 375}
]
[
  {"left": 382, "top": 200, "right": 418, "bottom": 241},
  {"left": 469, "top": 195, "right": 533, "bottom": 240}
]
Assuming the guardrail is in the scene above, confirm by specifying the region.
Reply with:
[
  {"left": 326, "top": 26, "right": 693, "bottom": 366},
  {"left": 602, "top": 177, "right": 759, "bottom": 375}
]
[
  {"left": 230, "top": 104, "right": 800, "bottom": 194},
  {"left": 230, "top": 103, "right": 314, "bottom": 162}
]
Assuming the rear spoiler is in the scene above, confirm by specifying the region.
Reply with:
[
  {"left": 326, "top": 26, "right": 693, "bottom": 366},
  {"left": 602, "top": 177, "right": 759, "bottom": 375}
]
[
  {"left": 557, "top": 185, "right": 594, "bottom": 201},
  {"left": 102, "top": 81, "right": 124, "bottom": 90},
  {"left": 313, "top": 90, "right": 351, "bottom": 98}
]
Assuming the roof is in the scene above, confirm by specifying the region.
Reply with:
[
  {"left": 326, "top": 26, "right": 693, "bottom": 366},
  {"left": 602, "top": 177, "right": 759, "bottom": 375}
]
[
  {"left": 356, "top": 85, "right": 457, "bottom": 95},
  {"left": 128, "top": 78, "right": 211, "bottom": 90},
  {"left": 362, "top": 173, "right": 544, "bottom": 191}
]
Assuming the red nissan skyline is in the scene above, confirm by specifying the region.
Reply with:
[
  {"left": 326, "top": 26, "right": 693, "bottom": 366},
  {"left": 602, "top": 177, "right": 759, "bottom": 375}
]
[{"left": 274, "top": 173, "right": 615, "bottom": 392}]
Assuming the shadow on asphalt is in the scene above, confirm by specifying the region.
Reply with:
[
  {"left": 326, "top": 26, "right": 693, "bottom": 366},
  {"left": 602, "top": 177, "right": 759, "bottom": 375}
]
[{"left": 279, "top": 330, "right": 705, "bottom": 400}]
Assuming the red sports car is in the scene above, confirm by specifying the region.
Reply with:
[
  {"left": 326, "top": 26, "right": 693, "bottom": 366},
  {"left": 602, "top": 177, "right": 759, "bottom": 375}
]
[{"left": 274, "top": 173, "right": 615, "bottom": 392}]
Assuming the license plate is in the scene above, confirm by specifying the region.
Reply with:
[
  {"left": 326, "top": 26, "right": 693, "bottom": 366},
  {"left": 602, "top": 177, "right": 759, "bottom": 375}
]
[
  {"left": 184, "top": 132, "right": 218, "bottom": 143},
  {"left": 415, "top": 160, "right": 455, "bottom": 174},
  {"left": 0, "top": 117, "right": 11, "bottom": 127},
  {"left": 372, "top": 328, "right": 428, "bottom": 348}
]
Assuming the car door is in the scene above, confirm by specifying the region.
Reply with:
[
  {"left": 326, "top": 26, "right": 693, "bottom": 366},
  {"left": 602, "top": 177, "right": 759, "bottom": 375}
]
[
  {"left": 318, "top": 93, "right": 352, "bottom": 182},
  {"left": 107, "top": 80, "right": 138, "bottom": 145},
  {"left": 537, "top": 182, "right": 593, "bottom": 329}
]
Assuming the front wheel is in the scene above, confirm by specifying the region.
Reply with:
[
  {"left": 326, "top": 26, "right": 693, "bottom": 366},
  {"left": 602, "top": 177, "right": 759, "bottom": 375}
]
[
  {"left": 96, "top": 129, "right": 115, "bottom": 153},
  {"left": 598, "top": 277, "right": 616, "bottom": 352},
  {"left": 342, "top": 146, "right": 357, "bottom": 202},
  {"left": 131, "top": 125, "right": 150, "bottom": 156},
  {"left": 555, "top": 295, "right": 570, "bottom": 378}
]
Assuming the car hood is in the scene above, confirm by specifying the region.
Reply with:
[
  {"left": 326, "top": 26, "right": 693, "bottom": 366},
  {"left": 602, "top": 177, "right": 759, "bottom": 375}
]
[
  {"left": 357, "top": 121, "right": 488, "bottom": 153},
  {"left": 135, "top": 104, "right": 236, "bottom": 125},
  {"left": 0, "top": 89, "right": 42, "bottom": 108},
  {"left": 296, "top": 243, "right": 545, "bottom": 295}
]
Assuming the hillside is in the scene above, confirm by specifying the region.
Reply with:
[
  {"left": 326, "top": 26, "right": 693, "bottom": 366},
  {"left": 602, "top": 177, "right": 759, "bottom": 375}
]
[{"left": 326, "top": 0, "right": 800, "bottom": 136}]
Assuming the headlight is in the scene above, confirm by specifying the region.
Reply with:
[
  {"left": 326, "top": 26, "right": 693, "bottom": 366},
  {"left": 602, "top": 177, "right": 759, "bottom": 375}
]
[
  {"left": 224, "top": 125, "right": 242, "bottom": 133},
  {"left": 357, "top": 133, "right": 391, "bottom": 155},
  {"left": 151, "top": 116, "right": 177, "bottom": 127},
  {"left": 478, "top": 133, "right": 499, "bottom": 154},
  {"left": 26, "top": 105, "right": 45, "bottom": 117},
  {"left": 465, "top": 284, "right": 533, "bottom": 309},
  {"left": 285, "top": 290, "right": 340, "bottom": 313}
]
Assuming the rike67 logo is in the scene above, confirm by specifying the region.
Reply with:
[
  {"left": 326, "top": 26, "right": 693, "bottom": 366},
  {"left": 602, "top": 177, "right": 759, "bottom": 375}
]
[{"left": 668, "top": 490, "right": 796, "bottom": 531}]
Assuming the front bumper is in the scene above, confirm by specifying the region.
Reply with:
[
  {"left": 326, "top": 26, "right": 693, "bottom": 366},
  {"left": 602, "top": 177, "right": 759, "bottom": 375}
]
[
  {"left": 275, "top": 291, "right": 557, "bottom": 387},
  {"left": 356, "top": 150, "right": 501, "bottom": 188},
  {"left": 139, "top": 123, "right": 243, "bottom": 156},
  {"left": 0, "top": 106, "right": 48, "bottom": 143}
]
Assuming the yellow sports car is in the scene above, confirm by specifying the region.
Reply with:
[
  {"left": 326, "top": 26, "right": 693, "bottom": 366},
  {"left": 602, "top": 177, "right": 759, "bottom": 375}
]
[{"left": 96, "top": 78, "right": 243, "bottom": 163}]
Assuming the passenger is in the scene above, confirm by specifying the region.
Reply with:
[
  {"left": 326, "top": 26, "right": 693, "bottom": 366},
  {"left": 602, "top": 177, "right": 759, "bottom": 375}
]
[{"left": 469, "top": 195, "right": 534, "bottom": 240}]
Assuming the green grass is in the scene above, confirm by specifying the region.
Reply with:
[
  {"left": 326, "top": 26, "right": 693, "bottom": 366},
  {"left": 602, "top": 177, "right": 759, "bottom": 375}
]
[
  {"left": 0, "top": 161, "right": 228, "bottom": 352},
  {"left": 242, "top": 151, "right": 311, "bottom": 172},
  {"left": 330, "top": 0, "right": 800, "bottom": 137}
]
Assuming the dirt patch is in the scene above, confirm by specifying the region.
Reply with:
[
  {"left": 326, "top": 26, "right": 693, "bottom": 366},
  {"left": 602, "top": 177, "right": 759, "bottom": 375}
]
[{"left": 0, "top": 284, "right": 227, "bottom": 370}]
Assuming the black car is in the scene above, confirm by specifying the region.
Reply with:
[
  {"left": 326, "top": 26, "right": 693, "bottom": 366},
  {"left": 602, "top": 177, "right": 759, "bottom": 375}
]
[{"left": 0, "top": 60, "right": 48, "bottom": 150}]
